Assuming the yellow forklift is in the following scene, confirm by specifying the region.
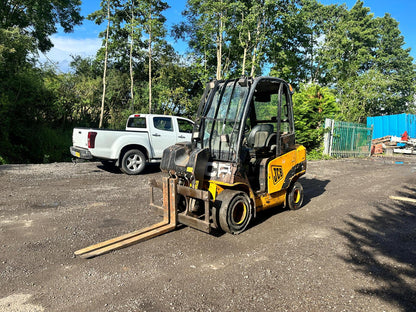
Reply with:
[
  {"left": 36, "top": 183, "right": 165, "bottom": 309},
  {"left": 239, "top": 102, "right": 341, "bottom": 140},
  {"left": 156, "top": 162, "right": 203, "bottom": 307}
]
[{"left": 75, "top": 77, "right": 306, "bottom": 258}]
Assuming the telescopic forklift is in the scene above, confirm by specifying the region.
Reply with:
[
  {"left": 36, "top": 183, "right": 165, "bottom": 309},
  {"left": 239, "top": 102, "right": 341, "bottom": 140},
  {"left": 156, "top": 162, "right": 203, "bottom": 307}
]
[{"left": 75, "top": 76, "right": 306, "bottom": 258}]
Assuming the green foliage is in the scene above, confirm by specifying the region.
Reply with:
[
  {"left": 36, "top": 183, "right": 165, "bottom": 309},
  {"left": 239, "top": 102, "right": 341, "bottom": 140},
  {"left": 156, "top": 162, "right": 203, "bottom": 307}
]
[
  {"left": 0, "top": 0, "right": 415, "bottom": 165},
  {"left": 293, "top": 83, "right": 339, "bottom": 151},
  {"left": 306, "top": 148, "right": 333, "bottom": 161},
  {"left": 0, "top": 0, "right": 82, "bottom": 52},
  {"left": 0, "top": 64, "right": 74, "bottom": 163},
  {"left": 316, "top": 0, "right": 416, "bottom": 121},
  {"left": 268, "top": 0, "right": 317, "bottom": 86}
]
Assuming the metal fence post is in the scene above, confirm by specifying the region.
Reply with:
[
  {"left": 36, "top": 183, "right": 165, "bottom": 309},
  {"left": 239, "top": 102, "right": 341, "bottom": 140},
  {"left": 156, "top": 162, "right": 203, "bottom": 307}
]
[{"left": 323, "top": 118, "right": 332, "bottom": 155}]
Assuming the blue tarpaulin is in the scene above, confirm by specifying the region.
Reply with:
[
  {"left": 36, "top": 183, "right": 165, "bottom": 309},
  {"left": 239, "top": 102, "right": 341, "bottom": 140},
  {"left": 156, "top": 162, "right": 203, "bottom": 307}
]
[{"left": 367, "top": 113, "right": 416, "bottom": 140}]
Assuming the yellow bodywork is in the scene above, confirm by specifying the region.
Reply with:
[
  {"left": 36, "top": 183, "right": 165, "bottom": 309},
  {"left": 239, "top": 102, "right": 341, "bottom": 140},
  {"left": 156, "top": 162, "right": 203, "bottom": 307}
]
[
  {"left": 207, "top": 145, "right": 306, "bottom": 212},
  {"left": 267, "top": 145, "right": 306, "bottom": 194},
  {"left": 256, "top": 145, "right": 306, "bottom": 211}
]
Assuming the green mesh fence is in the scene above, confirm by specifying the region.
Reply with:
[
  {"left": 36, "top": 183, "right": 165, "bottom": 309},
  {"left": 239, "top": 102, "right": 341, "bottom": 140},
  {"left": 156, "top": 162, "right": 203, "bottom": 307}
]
[{"left": 324, "top": 119, "right": 373, "bottom": 157}]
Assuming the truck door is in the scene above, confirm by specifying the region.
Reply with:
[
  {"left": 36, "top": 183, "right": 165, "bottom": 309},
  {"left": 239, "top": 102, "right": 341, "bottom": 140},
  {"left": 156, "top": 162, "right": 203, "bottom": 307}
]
[
  {"left": 150, "top": 116, "right": 177, "bottom": 158},
  {"left": 176, "top": 118, "right": 193, "bottom": 142}
]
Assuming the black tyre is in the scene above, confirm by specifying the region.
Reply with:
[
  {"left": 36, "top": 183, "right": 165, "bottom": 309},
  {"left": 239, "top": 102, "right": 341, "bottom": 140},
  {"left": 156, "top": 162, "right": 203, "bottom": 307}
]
[
  {"left": 287, "top": 181, "right": 304, "bottom": 210},
  {"left": 120, "top": 149, "right": 146, "bottom": 175},
  {"left": 215, "top": 189, "right": 252, "bottom": 234}
]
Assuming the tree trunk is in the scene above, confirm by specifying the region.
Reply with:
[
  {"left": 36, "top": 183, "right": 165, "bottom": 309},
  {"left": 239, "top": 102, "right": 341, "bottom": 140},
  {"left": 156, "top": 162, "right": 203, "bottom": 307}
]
[
  {"left": 129, "top": 0, "right": 135, "bottom": 112},
  {"left": 99, "top": 0, "right": 110, "bottom": 128},
  {"left": 242, "top": 47, "right": 247, "bottom": 77},
  {"left": 148, "top": 14, "right": 152, "bottom": 113},
  {"left": 250, "top": 17, "right": 262, "bottom": 78},
  {"left": 216, "top": 10, "right": 223, "bottom": 80},
  {"left": 241, "top": 29, "right": 251, "bottom": 76}
]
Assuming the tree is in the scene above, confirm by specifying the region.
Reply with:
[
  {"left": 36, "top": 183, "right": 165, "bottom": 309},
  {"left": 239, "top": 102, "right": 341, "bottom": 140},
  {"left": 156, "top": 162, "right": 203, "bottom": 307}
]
[
  {"left": 293, "top": 83, "right": 339, "bottom": 151},
  {"left": 315, "top": 1, "right": 416, "bottom": 120},
  {"left": 267, "top": 0, "right": 331, "bottom": 86},
  {"left": 371, "top": 13, "right": 416, "bottom": 115},
  {"left": 100, "top": 0, "right": 111, "bottom": 128},
  {"left": 175, "top": 0, "right": 236, "bottom": 80},
  {"left": 152, "top": 45, "right": 202, "bottom": 117},
  {"left": 228, "top": 0, "right": 270, "bottom": 77},
  {"left": 128, "top": 0, "right": 137, "bottom": 111},
  {"left": 137, "top": 0, "right": 169, "bottom": 113},
  {"left": 317, "top": 1, "right": 376, "bottom": 86},
  {"left": 0, "top": 0, "right": 82, "bottom": 52},
  {"left": 0, "top": 0, "right": 82, "bottom": 163}
]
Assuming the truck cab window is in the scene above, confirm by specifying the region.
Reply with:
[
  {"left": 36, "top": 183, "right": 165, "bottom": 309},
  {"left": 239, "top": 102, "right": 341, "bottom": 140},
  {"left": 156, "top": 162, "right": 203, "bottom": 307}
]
[
  {"left": 178, "top": 119, "right": 193, "bottom": 133},
  {"left": 127, "top": 117, "right": 146, "bottom": 128},
  {"left": 154, "top": 117, "right": 173, "bottom": 131}
]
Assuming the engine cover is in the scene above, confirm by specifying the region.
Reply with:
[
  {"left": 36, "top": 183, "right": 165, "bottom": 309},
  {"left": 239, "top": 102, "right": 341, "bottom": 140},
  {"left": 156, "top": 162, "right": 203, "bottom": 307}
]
[{"left": 160, "top": 142, "right": 210, "bottom": 181}]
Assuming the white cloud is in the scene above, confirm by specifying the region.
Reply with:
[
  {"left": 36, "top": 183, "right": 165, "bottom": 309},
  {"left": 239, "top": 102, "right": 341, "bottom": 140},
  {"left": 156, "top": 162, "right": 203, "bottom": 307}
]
[
  {"left": 38, "top": 35, "right": 102, "bottom": 72},
  {"left": 51, "top": 35, "right": 102, "bottom": 55}
]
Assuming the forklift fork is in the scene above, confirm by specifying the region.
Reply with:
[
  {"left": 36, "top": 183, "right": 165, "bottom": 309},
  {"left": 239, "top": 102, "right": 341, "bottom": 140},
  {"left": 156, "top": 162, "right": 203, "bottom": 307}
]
[{"left": 74, "top": 177, "right": 177, "bottom": 258}]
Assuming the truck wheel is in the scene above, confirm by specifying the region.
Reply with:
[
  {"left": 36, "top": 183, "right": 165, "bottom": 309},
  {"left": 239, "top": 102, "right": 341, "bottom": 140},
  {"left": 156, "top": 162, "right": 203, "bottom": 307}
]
[
  {"left": 121, "top": 149, "right": 146, "bottom": 175},
  {"left": 216, "top": 189, "right": 252, "bottom": 234},
  {"left": 287, "top": 181, "right": 304, "bottom": 210}
]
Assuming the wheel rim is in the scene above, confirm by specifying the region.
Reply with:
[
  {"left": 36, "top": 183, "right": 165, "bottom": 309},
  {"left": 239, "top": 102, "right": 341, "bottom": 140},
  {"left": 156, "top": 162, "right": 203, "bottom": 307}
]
[
  {"left": 232, "top": 201, "right": 247, "bottom": 225},
  {"left": 293, "top": 188, "right": 301, "bottom": 204},
  {"left": 127, "top": 154, "right": 143, "bottom": 172}
]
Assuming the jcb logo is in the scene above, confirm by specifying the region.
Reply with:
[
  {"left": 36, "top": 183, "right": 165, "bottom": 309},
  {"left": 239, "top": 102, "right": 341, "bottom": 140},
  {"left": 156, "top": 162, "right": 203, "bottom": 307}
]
[{"left": 272, "top": 165, "right": 283, "bottom": 185}]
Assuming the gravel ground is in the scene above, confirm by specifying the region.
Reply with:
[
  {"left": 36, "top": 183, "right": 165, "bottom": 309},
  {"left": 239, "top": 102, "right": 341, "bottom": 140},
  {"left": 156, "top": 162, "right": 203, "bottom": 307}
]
[{"left": 0, "top": 157, "right": 415, "bottom": 312}]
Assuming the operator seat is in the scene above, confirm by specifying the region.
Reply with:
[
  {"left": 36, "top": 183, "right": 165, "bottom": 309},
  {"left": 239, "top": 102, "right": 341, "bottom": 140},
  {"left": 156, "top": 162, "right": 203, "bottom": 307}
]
[
  {"left": 247, "top": 124, "right": 274, "bottom": 151},
  {"left": 246, "top": 123, "right": 274, "bottom": 192}
]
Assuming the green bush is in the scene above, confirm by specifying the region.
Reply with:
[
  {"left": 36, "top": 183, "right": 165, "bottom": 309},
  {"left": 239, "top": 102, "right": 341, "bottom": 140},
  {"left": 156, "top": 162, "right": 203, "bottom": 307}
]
[{"left": 293, "top": 83, "right": 340, "bottom": 151}]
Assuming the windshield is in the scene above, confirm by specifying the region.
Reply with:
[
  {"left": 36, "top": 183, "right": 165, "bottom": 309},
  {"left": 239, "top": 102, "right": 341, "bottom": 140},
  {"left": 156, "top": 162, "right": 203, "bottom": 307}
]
[{"left": 200, "top": 79, "right": 249, "bottom": 162}]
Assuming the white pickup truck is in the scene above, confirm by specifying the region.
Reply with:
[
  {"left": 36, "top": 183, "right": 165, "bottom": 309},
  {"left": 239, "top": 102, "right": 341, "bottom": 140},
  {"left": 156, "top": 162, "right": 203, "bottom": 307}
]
[{"left": 70, "top": 114, "right": 194, "bottom": 175}]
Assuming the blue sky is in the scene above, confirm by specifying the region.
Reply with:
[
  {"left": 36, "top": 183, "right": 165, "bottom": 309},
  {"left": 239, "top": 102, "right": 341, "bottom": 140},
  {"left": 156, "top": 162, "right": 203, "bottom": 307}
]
[{"left": 40, "top": 0, "right": 416, "bottom": 72}]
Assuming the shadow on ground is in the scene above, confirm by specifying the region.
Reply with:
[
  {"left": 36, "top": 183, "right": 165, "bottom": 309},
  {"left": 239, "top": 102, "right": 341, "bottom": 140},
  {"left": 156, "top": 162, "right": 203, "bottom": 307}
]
[
  {"left": 335, "top": 184, "right": 416, "bottom": 311},
  {"left": 97, "top": 162, "right": 161, "bottom": 175},
  {"left": 253, "top": 176, "right": 330, "bottom": 227},
  {"left": 300, "top": 176, "right": 330, "bottom": 206}
]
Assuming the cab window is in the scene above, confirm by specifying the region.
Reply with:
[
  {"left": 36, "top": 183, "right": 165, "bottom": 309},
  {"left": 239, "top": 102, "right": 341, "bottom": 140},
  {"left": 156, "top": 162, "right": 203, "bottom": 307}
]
[
  {"left": 153, "top": 117, "right": 173, "bottom": 131},
  {"left": 178, "top": 119, "right": 193, "bottom": 133},
  {"left": 127, "top": 117, "right": 146, "bottom": 128}
]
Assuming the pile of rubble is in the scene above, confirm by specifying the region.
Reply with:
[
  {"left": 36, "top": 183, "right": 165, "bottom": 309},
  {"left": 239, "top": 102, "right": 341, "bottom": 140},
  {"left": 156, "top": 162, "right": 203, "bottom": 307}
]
[{"left": 371, "top": 131, "right": 416, "bottom": 155}]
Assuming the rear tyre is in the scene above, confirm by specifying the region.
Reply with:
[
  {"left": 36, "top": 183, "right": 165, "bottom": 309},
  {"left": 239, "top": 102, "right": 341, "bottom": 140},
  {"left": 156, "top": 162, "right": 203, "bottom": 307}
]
[
  {"left": 287, "top": 181, "right": 304, "bottom": 210},
  {"left": 121, "top": 149, "right": 146, "bottom": 175},
  {"left": 216, "top": 190, "right": 252, "bottom": 234}
]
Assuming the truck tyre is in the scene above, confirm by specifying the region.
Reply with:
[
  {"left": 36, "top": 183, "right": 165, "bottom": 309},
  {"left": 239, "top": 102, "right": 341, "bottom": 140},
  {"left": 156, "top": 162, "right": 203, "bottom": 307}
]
[
  {"left": 121, "top": 149, "right": 146, "bottom": 175},
  {"left": 287, "top": 181, "right": 304, "bottom": 210},
  {"left": 216, "top": 189, "right": 252, "bottom": 234}
]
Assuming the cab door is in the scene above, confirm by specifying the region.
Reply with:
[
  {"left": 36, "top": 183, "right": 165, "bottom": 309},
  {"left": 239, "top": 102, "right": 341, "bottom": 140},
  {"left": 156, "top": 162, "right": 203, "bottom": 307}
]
[
  {"left": 277, "top": 83, "right": 296, "bottom": 156},
  {"left": 150, "top": 116, "right": 177, "bottom": 158},
  {"left": 176, "top": 118, "right": 194, "bottom": 142}
]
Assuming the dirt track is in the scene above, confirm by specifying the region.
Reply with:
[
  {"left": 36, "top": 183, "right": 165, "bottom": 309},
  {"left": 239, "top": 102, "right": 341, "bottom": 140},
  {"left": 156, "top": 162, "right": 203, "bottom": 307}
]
[{"left": 0, "top": 157, "right": 415, "bottom": 312}]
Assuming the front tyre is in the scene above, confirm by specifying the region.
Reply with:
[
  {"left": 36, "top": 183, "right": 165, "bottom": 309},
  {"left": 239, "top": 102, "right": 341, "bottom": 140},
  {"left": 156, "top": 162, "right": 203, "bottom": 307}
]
[
  {"left": 120, "top": 149, "right": 146, "bottom": 175},
  {"left": 216, "top": 190, "right": 252, "bottom": 234},
  {"left": 287, "top": 181, "right": 304, "bottom": 210}
]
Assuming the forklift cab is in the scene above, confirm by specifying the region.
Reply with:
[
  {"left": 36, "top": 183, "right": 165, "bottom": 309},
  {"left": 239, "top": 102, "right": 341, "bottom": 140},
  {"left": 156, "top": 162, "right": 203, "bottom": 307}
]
[{"left": 193, "top": 77, "right": 297, "bottom": 192}]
